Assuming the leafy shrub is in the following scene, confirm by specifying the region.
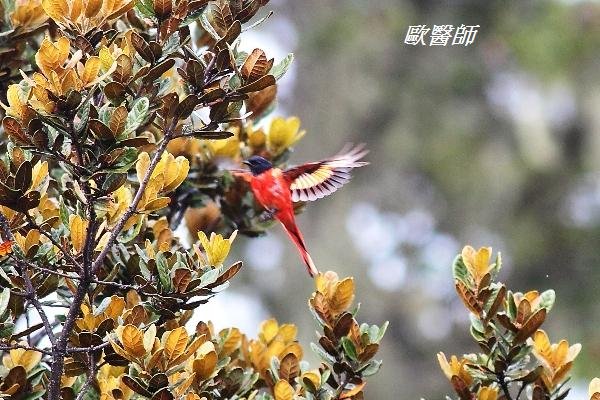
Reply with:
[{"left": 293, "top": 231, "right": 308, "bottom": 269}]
[
  {"left": 0, "top": 1, "right": 386, "bottom": 399},
  {"left": 436, "top": 246, "right": 600, "bottom": 400}
]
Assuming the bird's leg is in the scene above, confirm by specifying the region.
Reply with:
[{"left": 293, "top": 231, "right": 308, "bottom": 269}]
[{"left": 258, "top": 207, "right": 278, "bottom": 223}]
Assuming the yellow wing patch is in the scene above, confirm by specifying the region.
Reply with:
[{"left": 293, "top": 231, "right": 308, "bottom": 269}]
[{"left": 288, "top": 144, "right": 368, "bottom": 202}]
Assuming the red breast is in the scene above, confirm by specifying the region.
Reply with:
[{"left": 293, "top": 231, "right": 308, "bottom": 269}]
[{"left": 250, "top": 168, "right": 293, "bottom": 214}]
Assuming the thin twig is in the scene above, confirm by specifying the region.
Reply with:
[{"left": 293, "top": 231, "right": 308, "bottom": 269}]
[
  {"left": 24, "top": 213, "right": 82, "bottom": 270},
  {"left": 0, "top": 214, "right": 58, "bottom": 347},
  {"left": 74, "top": 353, "right": 97, "bottom": 400},
  {"left": 90, "top": 122, "right": 177, "bottom": 276},
  {"left": 0, "top": 343, "right": 52, "bottom": 356},
  {"left": 67, "top": 342, "right": 111, "bottom": 353}
]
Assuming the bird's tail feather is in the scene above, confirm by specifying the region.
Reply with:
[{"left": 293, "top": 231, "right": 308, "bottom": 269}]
[{"left": 278, "top": 214, "right": 319, "bottom": 277}]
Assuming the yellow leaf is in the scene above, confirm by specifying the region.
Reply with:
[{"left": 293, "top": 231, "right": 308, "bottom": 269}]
[
  {"left": 108, "top": 337, "right": 132, "bottom": 361},
  {"left": 99, "top": 47, "right": 115, "bottom": 71},
  {"left": 330, "top": 277, "right": 355, "bottom": 315},
  {"left": 274, "top": 380, "right": 294, "bottom": 400},
  {"left": 120, "top": 325, "right": 146, "bottom": 358},
  {"left": 70, "top": 0, "right": 83, "bottom": 21},
  {"left": 143, "top": 197, "right": 171, "bottom": 212},
  {"left": 197, "top": 230, "right": 237, "bottom": 267},
  {"left": 219, "top": 327, "right": 242, "bottom": 356},
  {"left": 302, "top": 370, "right": 321, "bottom": 389},
  {"left": 136, "top": 152, "right": 151, "bottom": 184},
  {"left": 4, "top": 346, "right": 42, "bottom": 372},
  {"left": 81, "top": 57, "right": 101, "bottom": 86},
  {"left": 193, "top": 342, "right": 217, "bottom": 379},
  {"left": 42, "top": 0, "right": 68, "bottom": 22},
  {"left": 162, "top": 156, "right": 190, "bottom": 193},
  {"left": 260, "top": 319, "right": 279, "bottom": 343},
  {"left": 278, "top": 324, "right": 297, "bottom": 343},
  {"left": 24, "top": 230, "right": 41, "bottom": 254},
  {"left": 163, "top": 326, "right": 189, "bottom": 363},
  {"left": 69, "top": 214, "right": 88, "bottom": 254},
  {"left": 104, "top": 296, "right": 126, "bottom": 319},
  {"left": 267, "top": 117, "right": 305, "bottom": 156},
  {"left": 85, "top": 0, "right": 102, "bottom": 17},
  {"left": 31, "top": 161, "right": 49, "bottom": 193}
]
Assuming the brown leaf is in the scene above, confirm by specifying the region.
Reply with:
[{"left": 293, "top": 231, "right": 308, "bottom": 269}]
[
  {"left": 124, "top": 304, "right": 147, "bottom": 326},
  {"left": 450, "top": 376, "right": 472, "bottom": 400},
  {"left": 143, "top": 59, "right": 176, "bottom": 84},
  {"left": 279, "top": 353, "right": 299, "bottom": 383},
  {"left": 184, "top": 60, "right": 205, "bottom": 87},
  {"left": 88, "top": 119, "right": 116, "bottom": 141},
  {"left": 513, "top": 308, "right": 547, "bottom": 345},
  {"left": 160, "top": 17, "right": 181, "bottom": 40},
  {"left": 485, "top": 285, "right": 506, "bottom": 322},
  {"left": 531, "top": 385, "right": 545, "bottom": 400},
  {"left": 358, "top": 343, "right": 379, "bottom": 363},
  {"left": 153, "top": 0, "right": 173, "bottom": 19},
  {"left": 241, "top": 49, "right": 273, "bottom": 82},
  {"left": 3, "top": 117, "right": 31, "bottom": 146},
  {"left": 245, "top": 85, "right": 277, "bottom": 119},
  {"left": 131, "top": 32, "right": 155, "bottom": 63},
  {"left": 455, "top": 281, "right": 482, "bottom": 316},
  {"left": 14, "top": 161, "right": 32, "bottom": 192},
  {"left": 174, "top": 95, "right": 201, "bottom": 120},
  {"left": 208, "top": 1, "right": 233, "bottom": 36},
  {"left": 113, "top": 54, "right": 133, "bottom": 83},
  {"left": 209, "top": 261, "right": 242, "bottom": 287},
  {"left": 333, "top": 312, "right": 354, "bottom": 338},
  {"left": 104, "top": 82, "right": 127, "bottom": 103},
  {"left": 109, "top": 106, "right": 128, "bottom": 136},
  {"left": 238, "top": 74, "right": 275, "bottom": 94},
  {"left": 173, "top": 268, "right": 192, "bottom": 293},
  {"left": 516, "top": 298, "right": 531, "bottom": 325},
  {"left": 122, "top": 375, "right": 153, "bottom": 397}
]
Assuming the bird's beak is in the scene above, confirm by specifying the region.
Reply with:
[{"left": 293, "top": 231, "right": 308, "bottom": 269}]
[{"left": 242, "top": 160, "right": 250, "bottom": 166}]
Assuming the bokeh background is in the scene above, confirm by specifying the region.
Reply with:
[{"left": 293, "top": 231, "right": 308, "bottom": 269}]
[{"left": 202, "top": 1, "right": 600, "bottom": 398}]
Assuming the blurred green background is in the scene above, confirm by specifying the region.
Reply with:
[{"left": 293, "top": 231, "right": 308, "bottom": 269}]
[{"left": 203, "top": 1, "right": 600, "bottom": 398}]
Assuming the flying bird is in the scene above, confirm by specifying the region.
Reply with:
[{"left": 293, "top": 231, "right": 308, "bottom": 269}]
[{"left": 237, "top": 144, "right": 368, "bottom": 277}]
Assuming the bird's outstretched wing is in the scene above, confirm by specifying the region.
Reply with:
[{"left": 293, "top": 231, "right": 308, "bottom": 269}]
[{"left": 284, "top": 144, "right": 368, "bottom": 202}]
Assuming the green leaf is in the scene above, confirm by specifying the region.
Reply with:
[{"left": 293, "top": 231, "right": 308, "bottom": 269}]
[
  {"left": 360, "top": 360, "right": 383, "bottom": 377},
  {"left": 199, "top": 268, "right": 220, "bottom": 287},
  {"left": 123, "top": 97, "right": 149, "bottom": 136},
  {"left": 341, "top": 337, "right": 358, "bottom": 361},
  {"left": 0, "top": 287, "right": 11, "bottom": 316},
  {"left": 59, "top": 199, "right": 69, "bottom": 227},
  {"left": 452, "top": 254, "right": 469, "bottom": 285},
  {"left": 156, "top": 252, "right": 172, "bottom": 292},
  {"left": 539, "top": 289, "right": 555, "bottom": 311},
  {"left": 375, "top": 321, "right": 388, "bottom": 343},
  {"left": 75, "top": 101, "right": 91, "bottom": 135},
  {"left": 0, "top": 320, "right": 15, "bottom": 338},
  {"left": 135, "top": 0, "right": 154, "bottom": 18},
  {"left": 200, "top": 12, "right": 220, "bottom": 40},
  {"left": 22, "top": 391, "right": 46, "bottom": 400},
  {"left": 109, "top": 147, "right": 138, "bottom": 173},
  {"left": 310, "top": 342, "right": 336, "bottom": 364},
  {"left": 270, "top": 53, "right": 294, "bottom": 81}
]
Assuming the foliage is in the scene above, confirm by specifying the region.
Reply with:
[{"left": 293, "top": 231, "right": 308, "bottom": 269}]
[
  {"left": 0, "top": 1, "right": 386, "bottom": 399},
  {"left": 437, "top": 246, "right": 590, "bottom": 400}
]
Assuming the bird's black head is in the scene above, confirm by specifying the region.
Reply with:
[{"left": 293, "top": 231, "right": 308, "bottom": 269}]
[{"left": 243, "top": 156, "right": 273, "bottom": 175}]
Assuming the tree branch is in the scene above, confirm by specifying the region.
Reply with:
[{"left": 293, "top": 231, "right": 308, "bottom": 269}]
[{"left": 46, "top": 121, "right": 177, "bottom": 400}]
